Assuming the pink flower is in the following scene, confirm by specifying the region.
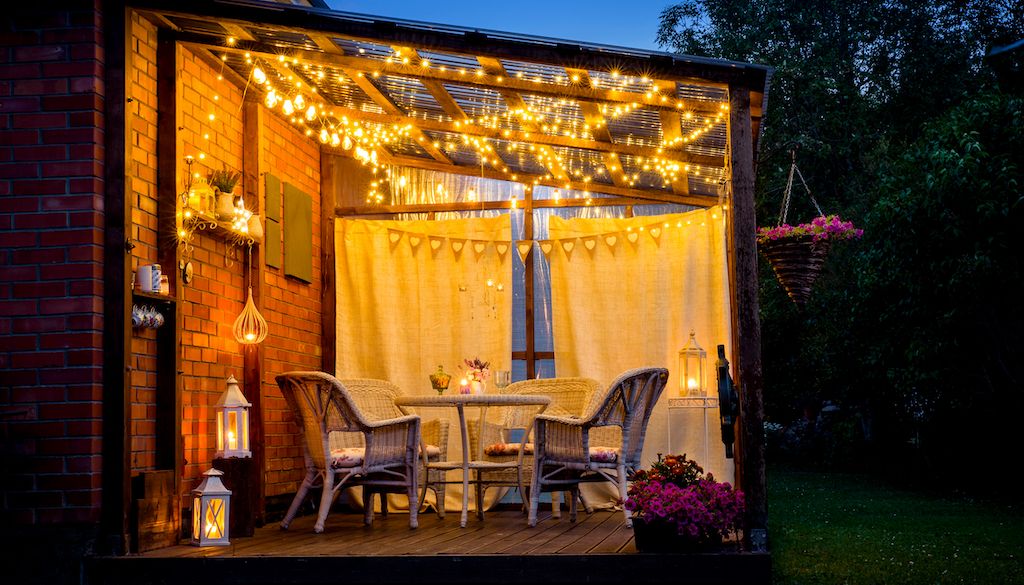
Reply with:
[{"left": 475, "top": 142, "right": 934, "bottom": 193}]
[{"left": 756, "top": 214, "right": 863, "bottom": 245}]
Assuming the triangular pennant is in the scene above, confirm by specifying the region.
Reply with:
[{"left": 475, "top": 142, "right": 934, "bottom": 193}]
[
  {"left": 626, "top": 231, "right": 640, "bottom": 244},
  {"left": 516, "top": 241, "right": 533, "bottom": 264},
  {"left": 561, "top": 239, "right": 575, "bottom": 260},
  {"left": 408, "top": 235, "right": 422, "bottom": 249},
  {"left": 473, "top": 241, "right": 487, "bottom": 255},
  {"left": 429, "top": 236, "right": 444, "bottom": 251},
  {"left": 495, "top": 242, "right": 509, "bottom": 257},
  {"left": 539, "top": 240, "right": 554, "bottom": 258},
  {"left": 451, "top": 239, "right": 465, "bottom": 254},
  {"left": 605, "top": 234, "right": 618, "bottom": 248},
  {"left": 388, "top": 229, "right": 402, "bottom": 244},
  {"left": 649, "top": 226, "right": 662, "bottom": 240},
  {"left": 583, "top": 237, "right": 597, "bottom": 251}
]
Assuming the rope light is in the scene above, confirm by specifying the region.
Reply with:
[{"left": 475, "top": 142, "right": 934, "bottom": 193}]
[{"left": 233, "top": 243, "right": 268, "bottom": 344}]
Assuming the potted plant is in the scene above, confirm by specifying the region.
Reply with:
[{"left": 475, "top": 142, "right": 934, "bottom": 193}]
[
  {"left": 625, "top": 454, "right": 744, "bottom": 552},
  {"left": 756, "top": 214, "right": 863, "bottom": 306},
  {"left": 208, "top": 167, "right": 242, "bottom": 220}
]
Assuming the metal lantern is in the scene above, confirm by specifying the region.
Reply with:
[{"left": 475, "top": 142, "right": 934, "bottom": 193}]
[
  {"left": 678, "top": 329, "right": 707, "bottom": 396},
  {"left": 215, "top": 375, "right": 251, "bottom": 459},
  {"left": 191, "top": 468, "right": 232, "bottom": 546}
]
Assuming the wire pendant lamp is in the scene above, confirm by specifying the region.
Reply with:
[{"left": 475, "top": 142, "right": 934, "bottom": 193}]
[{"left": 233, "top": 243, "right": 268, "bottom": 344}]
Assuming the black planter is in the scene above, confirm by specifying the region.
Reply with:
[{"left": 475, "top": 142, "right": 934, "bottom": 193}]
[{"left": 632, "top": 519, "right": 720, "bottom": 553}]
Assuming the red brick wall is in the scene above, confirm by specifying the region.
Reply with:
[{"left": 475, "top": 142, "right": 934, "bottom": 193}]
[
  {"left": 0, "top": 1, "right": 106, "bottom": 524},
  {"left": 128, "top": 11, "right": 159, "bottom": 474},
  {"left": 259, "top": 108, "right": 322, "bottom": 499},
  {"left": 176, "top": 45, "right": 247, "bottom": 498}
]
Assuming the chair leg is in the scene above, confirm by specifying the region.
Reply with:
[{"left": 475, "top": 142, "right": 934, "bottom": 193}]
[
  {"left": 528, "top": 467, "right": 541, "bottom": 527},
  {"left": 436, "top": 481, "right": 446, "bottom": 518},
  {"left": 281, "top": 469, "right": 317, "bottom": 530},
  {"left": 380, "top": 492, "right": 389, "bottom": 518},
  {"left": 314, "top": 472, "right": 335, "bottom": 534},
  {"left": 407, "top": 465, "right": 419, "bottom": 529},
  {"left": 475, "top": 472, "right": 485, "bottom": 521},
  {"left": 362, "top": 486, "right": 374, "bottom": 526},
  {"left": 551, "top": 491, "right": 561, "bottom": 519},
  {"left": 616, "top": 464, "right": 631, "bottom": 527},
  {"left": 569, "top": 487, "right": 579, "bottom": 523}
]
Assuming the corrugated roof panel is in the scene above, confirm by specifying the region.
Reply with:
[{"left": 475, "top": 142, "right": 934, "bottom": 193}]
[
  {"left": 167, "top": 15, "right": 227, "bottom": 36},
  {"left": 607, "top": 108, "right": 663, "bottom": 149},
  {"left": 499, "top": 59, "right": 572, "bottom": 87},
  {"left": 519, "top": 95, "right": 590, "bottom": 140},
  {"left": 248, "top": 27, "right": 320, "bottom": 52},
  {"left": 385, "top": 135, "right": 431, "bottom": 158},
  {"left": 333, "top": 39, "right": 394, "bottom": 61},
  {"left": 423, "top": 130, "right": 486, "bottom": 167},
  {"left": 552, "top": 146, "right": 609, "bottom": 185},
  {"left": 492, "top": 139, "right": 550, "bottom": 176},
  {"left": 415, "top": 49, "right": 482, "bottom": 72},
  {"left": 375, "top": 75, "right": 445, "bottom": 118},
  {"left": 619, "top": 154, "right": 674, "bottom": 191},
  {"left": 586, "top": 70, "right": 656, "bottom": 95},
  {"left": 443, "top": 83, "right": 508, "bottom": 119}
]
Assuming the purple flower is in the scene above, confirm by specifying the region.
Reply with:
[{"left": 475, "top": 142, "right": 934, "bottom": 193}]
[{"left": 756, "top": 214, "right": 863, "bottom": 245}]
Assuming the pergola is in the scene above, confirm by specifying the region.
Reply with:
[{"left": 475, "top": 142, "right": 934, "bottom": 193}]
[{"left": 120, "top": 0, "right": 771, "bottom": 554}]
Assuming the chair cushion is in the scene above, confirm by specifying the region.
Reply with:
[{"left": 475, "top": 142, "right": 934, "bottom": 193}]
[
  {"left": 330, "top": 447, "right": 365, "bottom": 468},
  {"left": 484, "top": 442, "right": 535, "bottom": 457},
  {"left": 423, "top": 444, "right": 442, "bottom": 459},
  {"left": 589, "top": 446, "right": 619, "bottom": 463}
]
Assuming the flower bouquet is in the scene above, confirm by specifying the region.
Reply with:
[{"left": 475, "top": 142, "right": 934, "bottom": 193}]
[
  {"left": 461, "top": 357, "right": 490, "bottom": 394},
  {"left": 625, "top": 454, "right": 744, "bottom": 552},
  {"left": 756, "top": 214, "right": 862, "bottom": 306}
]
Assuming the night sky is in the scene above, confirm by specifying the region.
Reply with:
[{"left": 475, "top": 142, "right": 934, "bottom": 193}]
[{"left": 325, "top": 0, "right": 673, "bottom": 51}]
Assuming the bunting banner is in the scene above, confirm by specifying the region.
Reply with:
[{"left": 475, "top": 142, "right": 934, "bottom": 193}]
[{"left": 516, "top": 241, "right": 532, "bottom": 264}]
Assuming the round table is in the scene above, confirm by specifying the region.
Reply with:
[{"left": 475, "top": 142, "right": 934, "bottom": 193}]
[{"left": 395, "top": 393, "right": 551, "bottom": 527}]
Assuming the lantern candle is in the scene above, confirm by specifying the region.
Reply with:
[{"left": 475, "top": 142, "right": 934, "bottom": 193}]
[
  {"left": 459, "top": 378, "right": 471, "bottom": 394},
  {"left": 191, "top": 468, "right": 231, "bottom": 546},
  {"left": 678, "top": 330, "right": 707, "bottom": 397},
  {"left": 215, "top": 375, "right": 252, "bottom": 459}
]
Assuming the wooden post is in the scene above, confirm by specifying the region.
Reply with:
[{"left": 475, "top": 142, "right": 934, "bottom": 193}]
[
  {"left": 212, "top": 457, "right": 256, "bottom": 537},
  {"left": 101, "top": 0, "right": 132, "bottom": 556},
  {"left": 522, "top": 186, "right": 535, "bottom": 380},
  {"left": 321, "top": 155, "right": 338, "bottom": 374},
  {"left": 728, "top": 85, "right": 767, "bottom": 551},
  {"left": 242, "top": 101, "right": 266, "bottom": 526}
]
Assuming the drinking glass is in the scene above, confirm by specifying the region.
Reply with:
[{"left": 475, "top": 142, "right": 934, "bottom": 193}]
[{"left": 494, "top": 370, "right": 511, "bottom": 391}]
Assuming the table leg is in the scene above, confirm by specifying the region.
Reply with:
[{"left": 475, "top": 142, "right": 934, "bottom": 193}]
[{"left": 457, "top": 403, "right": 469, "bottom": 528}]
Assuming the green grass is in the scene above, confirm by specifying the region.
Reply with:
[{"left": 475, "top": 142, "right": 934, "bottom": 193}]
[{"left": 768, "top": 467, "right": 1024, "bottom": 585}]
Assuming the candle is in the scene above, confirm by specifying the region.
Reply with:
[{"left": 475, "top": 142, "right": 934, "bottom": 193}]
[{"left": 459, "top": 378, "right": 470, "bottom": 394}]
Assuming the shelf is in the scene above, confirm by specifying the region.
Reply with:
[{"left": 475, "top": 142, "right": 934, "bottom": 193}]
[
  {"left": 182, "top": 207, "right": 262, "bottom": 246},
  {"left": 133, "top": 290, "right": 177, "bottom": 304}
]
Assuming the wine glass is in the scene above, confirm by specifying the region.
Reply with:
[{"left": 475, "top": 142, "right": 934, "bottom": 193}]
[{"left": 494, "top": 370, "right": 511, "bottom": 392}]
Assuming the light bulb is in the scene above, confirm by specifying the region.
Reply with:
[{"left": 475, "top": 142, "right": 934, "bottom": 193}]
[
  {"left": 252, "top": 66, "right": 266, "bottom": 84},
  {"left": 305, "top": 104, "right": 316, "bottom": 121},
  {"left": 294, "top": 94, "right": 305, "bottom": 109},
  {"left": 342, "top": 135, "right": 352, "bottom": 150},
  {"left": 282, "top": 99, "right": 294, "bottom": 115}
]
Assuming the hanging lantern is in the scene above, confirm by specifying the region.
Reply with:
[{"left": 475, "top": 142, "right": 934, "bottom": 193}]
[
  {"left": 215, "top": 375, "right": 252, "bottom": 459},
  {"left": 191, "top": 468, "right": 232, "bottom": 546},
  {"left": 678, "top": 329, "right": 707, "bottom": 397},
  {"left": 233, "top": 244, "right": 268, "bottom": 344}
]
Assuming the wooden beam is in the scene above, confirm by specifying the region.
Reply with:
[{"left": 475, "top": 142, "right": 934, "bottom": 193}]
[
  {"left": 601, "top": 152, "right": 629, "bottom": 188},
  {"left": 220, "top": 23, "right": 255, "bottom": 42},
  {"left": 343, "top": 68, "right": 453, "bottom": 164},
  {"left": 335, "top": 195, "right": 682, "bottom": 216},
  {"left": 101, "top": 0, "right": 131, "bottom": 555},
  {"left": 175, "top": 35, "right": 728, "bottom": 116},
  {"left": 308, "top": 32, "right": 343, "bottom": 54},
  {"left": 656, "top": 81, "right": 691, "bottom": 195},
  {"left": 189, "top": 45, "right": 253, "bottom": 97},
  {"left": 360, "top": 149, "right": 719, "bottom": 207},
  {"left": 478, "top": 56, "right": 568, "bottom": 181},
  {"left": 727, "top": 85, "right": 767, "bottom": 552}
]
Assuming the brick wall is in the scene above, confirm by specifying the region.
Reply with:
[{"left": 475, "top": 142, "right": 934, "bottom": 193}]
[
  {"left": 128, "top": 11, "right": 159, "bottom": 474},
  {"left": 0, "top": 1, "right": 106, "bottom": 525},
  {"left": 259, "top": 107, "right": 322, "bottom": 499}
]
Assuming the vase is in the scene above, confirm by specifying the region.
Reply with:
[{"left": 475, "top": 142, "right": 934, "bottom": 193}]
[
  {"left": 758, "top": 236, "right": 831, "bottom": 307},
  {"left": 632, "top": 518, "right": 721, "bottom": 553},
  {"left": 216, "top": 188, "right": 237, "bottom": 220}
]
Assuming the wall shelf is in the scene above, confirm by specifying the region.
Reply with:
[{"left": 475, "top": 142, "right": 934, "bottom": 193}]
[{"left": 182, "top": 207, "right": 262, "bottom": 247}]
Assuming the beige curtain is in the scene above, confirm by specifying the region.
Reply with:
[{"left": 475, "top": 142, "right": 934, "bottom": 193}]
[
  {"left": 335, "top": 215, "right": 512, "bottom": 512},
  {"left": 547, "top": 206, "right": 734, "bottom": 503}
]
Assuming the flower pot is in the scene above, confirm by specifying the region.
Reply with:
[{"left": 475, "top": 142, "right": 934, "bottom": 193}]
[
  {"left": 216, "top": 188, "right": 237, "bottom": 220},
  {"left": 632, "top": 518, "right": 721, "bottom": 553},
  {"left": 758, "top": 236, "right": 831, "bottom": 306}
]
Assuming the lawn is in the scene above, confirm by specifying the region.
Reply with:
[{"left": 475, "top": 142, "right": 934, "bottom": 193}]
[{"left": 768, "top": 467, "right": 1024, "bottom": 585}]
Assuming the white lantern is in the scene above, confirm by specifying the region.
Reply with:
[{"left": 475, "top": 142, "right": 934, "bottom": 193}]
[
  {"left": 678, "top": 329, "right": 707, "bottom": 396},
  {"left": 191, "top": 468, "right": 232, "bottom": 546},
  {"left": 215, "top": 375, "right": 251, "bottom": 459}
]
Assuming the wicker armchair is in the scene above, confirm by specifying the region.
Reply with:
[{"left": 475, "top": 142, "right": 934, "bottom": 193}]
[
  {"left": 472, "top": 377, "right": 600, "bottom": 514},
  {"left": 340, "top": 378, "right": 450, "bottom": 518},
  {"left": 528, "top": 367, "right": 669, "bottom": 527},
  {"left": 276, "top": 372, "right": 421, "bottom": 533}
]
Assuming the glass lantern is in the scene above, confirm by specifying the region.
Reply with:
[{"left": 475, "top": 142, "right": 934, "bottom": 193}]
[
  {"left": 191, "top": 468, "right": 231, "bottom": 546},
  {"left": 678, "top": 330, "right": 707, "bottom": 397},
  {"left": 215, "top": 375, "right": 251, "bottom": 459}
]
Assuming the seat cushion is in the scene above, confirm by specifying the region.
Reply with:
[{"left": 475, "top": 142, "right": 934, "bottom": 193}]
[
  {"left": 423, "top": 444, "right": 442, "bottom": 459},
  {"left": 589, "top": 446, "right": 619, "bottom": 463},
  {"left": 484, "top": 442, "right": 535, "bottom": 457},
  {"left": 330, "top": 447, "right": 365, "bottom": 468}
]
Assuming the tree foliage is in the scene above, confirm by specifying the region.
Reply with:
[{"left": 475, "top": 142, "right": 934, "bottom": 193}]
[{"left": 658, "top": 0, "right": 1024, "bottom": 483}]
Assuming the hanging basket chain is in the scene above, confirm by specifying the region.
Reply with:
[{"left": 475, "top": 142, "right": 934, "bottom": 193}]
[{"left": 777, "top": 149, "right": 824, "bottom": 226}]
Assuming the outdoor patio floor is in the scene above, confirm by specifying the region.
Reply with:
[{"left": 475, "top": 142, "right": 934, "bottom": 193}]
[{"left": 86, "top": 508, "right": 770, "bottom": 584}]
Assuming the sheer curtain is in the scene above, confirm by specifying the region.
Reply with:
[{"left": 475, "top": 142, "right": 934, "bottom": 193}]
[
  {"left": 547, "top": 206, "right": 733, "bottom": 504},
  {"left": 335, "top": 214, "right": 513, "bottom": 512}
]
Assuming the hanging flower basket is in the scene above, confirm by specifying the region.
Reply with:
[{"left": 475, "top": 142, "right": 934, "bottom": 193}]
[{"left": 756, "top": 215, "right": 862, "bottom": 307}]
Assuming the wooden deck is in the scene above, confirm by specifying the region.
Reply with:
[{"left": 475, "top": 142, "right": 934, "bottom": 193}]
[{"left": 86, "top": 509, "right": 770, "bottom": 584}]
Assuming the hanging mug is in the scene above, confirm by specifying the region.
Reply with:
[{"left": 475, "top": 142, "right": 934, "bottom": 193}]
[
  {"left": 151, "top": 308, "right": 165, "bottom": 328},
  {"left": 131, "top": 304, "right": 144, "bottom": 328}
]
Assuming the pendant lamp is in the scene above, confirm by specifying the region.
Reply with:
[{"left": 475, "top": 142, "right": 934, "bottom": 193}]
[{"left": 233, "top": 243, "right": 268, "bottom": 344}]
